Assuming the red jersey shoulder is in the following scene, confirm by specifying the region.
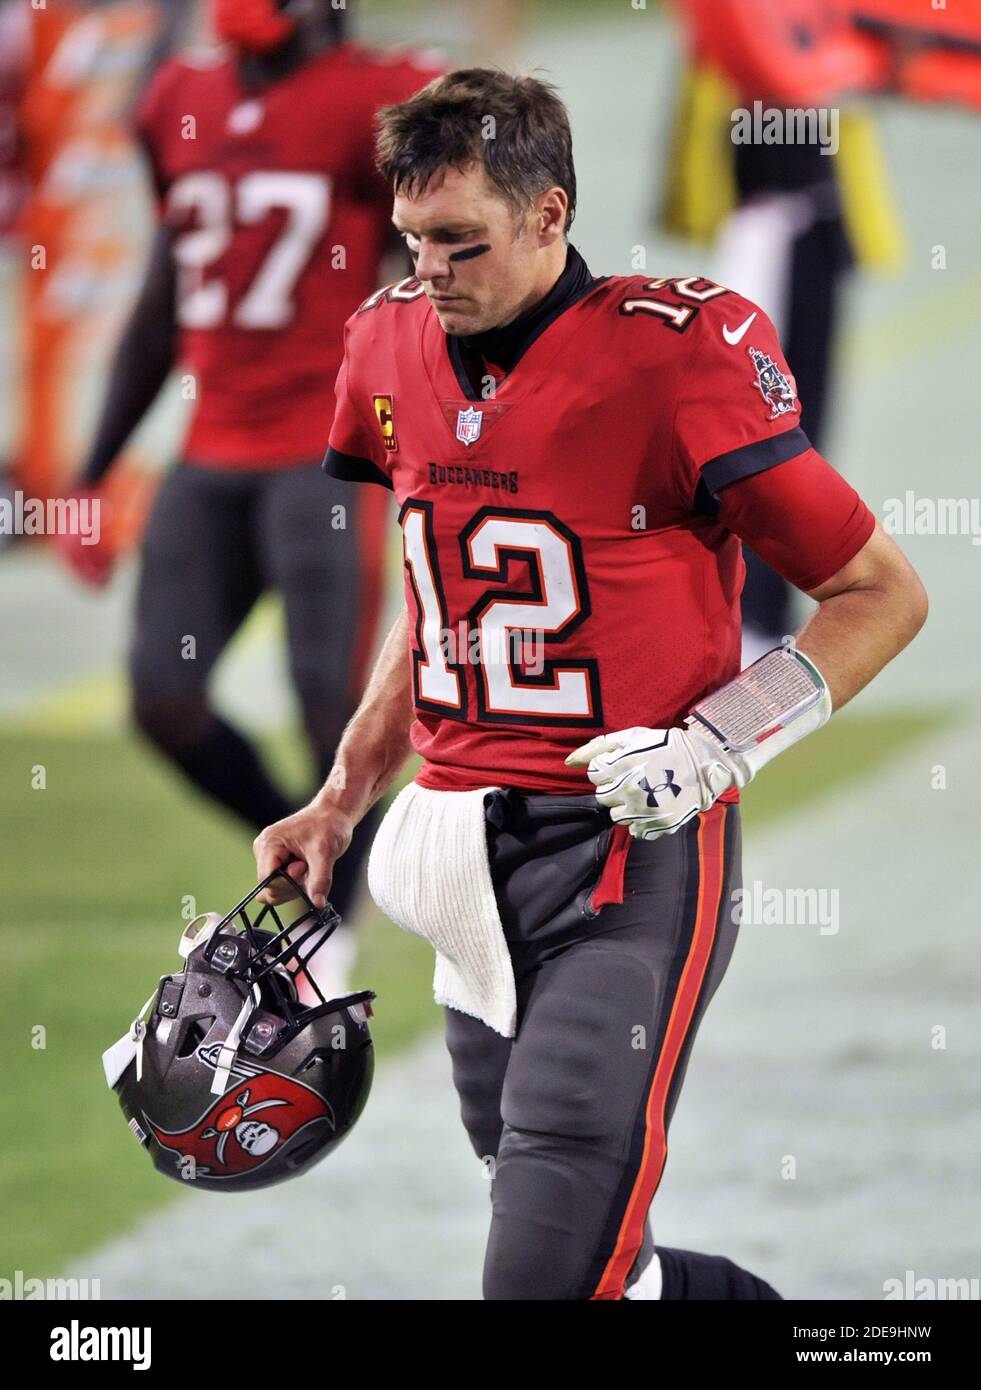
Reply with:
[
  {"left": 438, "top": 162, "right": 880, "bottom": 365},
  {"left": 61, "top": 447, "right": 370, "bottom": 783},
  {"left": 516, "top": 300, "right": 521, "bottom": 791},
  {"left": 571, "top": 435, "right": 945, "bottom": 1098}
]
[
  {"left": 345, "top": 275, "right": 430, "bottom": 350},
  {"left": 136, "top": 41, "right": 440, "bottom": 147},
  {"left": 135, "top": 47, "right": 230, "bottom": 139},
  {"left": 591, "top": 272, "right": 755, "bottom": 346},
  {"left": 596, "top": 273, "right": 798, "bottom": 414},
  {"left": 356, "top": 274, "right": 428, "bottom": 313},
  {"left": 339, "top": 40, "right": 444, "bottom": 97},
  {"left": 335, "top": 278, "right": 428, "bottom": 407}
]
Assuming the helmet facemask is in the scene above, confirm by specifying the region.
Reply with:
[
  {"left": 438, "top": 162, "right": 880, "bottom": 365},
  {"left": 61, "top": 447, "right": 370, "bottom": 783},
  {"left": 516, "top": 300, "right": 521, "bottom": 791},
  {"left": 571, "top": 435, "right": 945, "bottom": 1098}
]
[{"left": 103, "top": 870, "right": 375, "bottom": 1191}]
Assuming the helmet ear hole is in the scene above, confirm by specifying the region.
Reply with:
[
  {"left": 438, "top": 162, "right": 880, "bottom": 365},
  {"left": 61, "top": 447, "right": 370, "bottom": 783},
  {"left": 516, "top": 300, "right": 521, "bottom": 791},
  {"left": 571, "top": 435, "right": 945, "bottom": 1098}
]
[{"left": 177, "top": 1017, "right": 215, "bottom": 1059}]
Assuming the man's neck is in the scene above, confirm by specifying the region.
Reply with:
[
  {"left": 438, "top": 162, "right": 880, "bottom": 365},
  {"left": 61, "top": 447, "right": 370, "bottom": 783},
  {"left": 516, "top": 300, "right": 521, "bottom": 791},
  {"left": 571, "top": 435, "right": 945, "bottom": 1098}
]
[
  {"left": 238, "top": 26, "right": 340, "bottom": 91},
  {"left": 455, "top": 244, "right": 595, "bottom": 379},
  {"left": 495, "top": 246, "right": 570, "bottom": 331}
]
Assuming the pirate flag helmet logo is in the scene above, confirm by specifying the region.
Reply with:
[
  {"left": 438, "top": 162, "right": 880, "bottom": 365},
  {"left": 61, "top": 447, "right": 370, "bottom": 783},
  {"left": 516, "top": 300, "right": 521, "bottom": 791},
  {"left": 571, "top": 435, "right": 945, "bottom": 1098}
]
[{"left": 103, "top": 870, "right": 375, "bottom": 1192}]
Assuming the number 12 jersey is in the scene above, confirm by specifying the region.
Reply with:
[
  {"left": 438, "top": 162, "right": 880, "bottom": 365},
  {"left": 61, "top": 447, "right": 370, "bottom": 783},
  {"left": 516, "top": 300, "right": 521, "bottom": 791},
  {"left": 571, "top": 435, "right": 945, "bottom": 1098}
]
[{"left": 326, "top": 262, "right": 874, "bottom": 792}]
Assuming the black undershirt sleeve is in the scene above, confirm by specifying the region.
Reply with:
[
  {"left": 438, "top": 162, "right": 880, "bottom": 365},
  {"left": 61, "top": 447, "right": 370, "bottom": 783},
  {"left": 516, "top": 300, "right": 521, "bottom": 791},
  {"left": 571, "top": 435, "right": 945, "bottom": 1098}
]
[{"left": 79, "top": 223, "right": 177, "bottom": 487}]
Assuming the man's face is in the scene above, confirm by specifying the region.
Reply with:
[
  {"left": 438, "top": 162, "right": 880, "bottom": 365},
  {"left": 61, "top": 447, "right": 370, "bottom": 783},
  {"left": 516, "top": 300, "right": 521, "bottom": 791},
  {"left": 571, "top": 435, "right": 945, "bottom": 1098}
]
[{"left": 392, "top": 165, "right": 555, "bottom": 336}]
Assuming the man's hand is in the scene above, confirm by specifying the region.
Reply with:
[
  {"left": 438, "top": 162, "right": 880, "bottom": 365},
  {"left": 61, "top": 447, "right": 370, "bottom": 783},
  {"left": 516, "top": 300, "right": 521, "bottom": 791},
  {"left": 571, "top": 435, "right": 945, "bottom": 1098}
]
[
  {"left": 53, "top": 490, "right": 115, "bottom": 588},
  {"left": 253, "top": 802, "right": 355, "bottom": 906},
  {"left": 566, "top": 725, "right": 736, "bottom": 841}
]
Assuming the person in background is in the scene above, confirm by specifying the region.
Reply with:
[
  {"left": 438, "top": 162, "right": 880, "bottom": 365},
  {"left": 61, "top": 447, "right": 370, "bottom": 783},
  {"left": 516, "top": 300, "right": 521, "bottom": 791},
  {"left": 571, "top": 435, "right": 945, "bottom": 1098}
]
[{"left": 60, "top": 0, "right": 441, "bottom": 990}]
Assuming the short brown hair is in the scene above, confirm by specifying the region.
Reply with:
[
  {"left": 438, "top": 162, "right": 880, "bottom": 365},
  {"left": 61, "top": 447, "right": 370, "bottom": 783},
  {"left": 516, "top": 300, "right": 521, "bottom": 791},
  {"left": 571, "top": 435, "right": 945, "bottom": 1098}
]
[{"left": 375, "top": 68, "right": 577, "bottom": 231}]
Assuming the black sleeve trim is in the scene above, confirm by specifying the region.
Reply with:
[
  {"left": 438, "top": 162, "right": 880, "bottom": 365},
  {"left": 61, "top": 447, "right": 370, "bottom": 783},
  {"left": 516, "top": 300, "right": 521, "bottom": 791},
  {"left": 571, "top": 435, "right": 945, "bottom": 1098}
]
[
  {"left": 695, "top": 425, "right": 811, "bottom": 516},
  {"left": 322, "top": 447, "right": 393, "bottom": 491}
]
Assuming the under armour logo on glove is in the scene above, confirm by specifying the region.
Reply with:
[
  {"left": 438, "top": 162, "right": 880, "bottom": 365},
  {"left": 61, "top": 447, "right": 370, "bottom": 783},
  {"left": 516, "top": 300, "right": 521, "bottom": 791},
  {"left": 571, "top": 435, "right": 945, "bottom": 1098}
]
[
  {"left": 564, "top": 725, "right": 736, "bottom": 841},
  {"left": 640, "top": 773, "right": 681, "bottom": 808},
  {"left": 566, "top": 648, "right": 834, "bottom": 841}
]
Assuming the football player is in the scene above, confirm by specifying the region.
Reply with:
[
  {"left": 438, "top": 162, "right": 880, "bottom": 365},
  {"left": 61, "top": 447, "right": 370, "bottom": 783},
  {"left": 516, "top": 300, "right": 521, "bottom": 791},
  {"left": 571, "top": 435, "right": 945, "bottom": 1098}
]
[
  {"left": 62, "top": 1, "right": 440, "bottom": 965},
  {"left": 253, "top": 70, "right": 927, "bottom": 1299}
]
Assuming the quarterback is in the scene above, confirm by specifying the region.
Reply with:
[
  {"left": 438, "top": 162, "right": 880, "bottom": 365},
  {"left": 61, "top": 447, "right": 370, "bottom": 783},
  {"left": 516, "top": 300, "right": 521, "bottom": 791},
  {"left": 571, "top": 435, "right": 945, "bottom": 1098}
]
[{"left": 254, "top": 70, "right": 927, "bottom": 1300}]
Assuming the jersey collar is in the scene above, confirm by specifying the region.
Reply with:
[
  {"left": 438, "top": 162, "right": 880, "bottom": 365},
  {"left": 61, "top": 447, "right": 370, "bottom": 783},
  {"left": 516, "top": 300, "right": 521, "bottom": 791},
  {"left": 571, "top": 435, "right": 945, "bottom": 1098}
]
[{"left": 445, "top": 244, "right": 606, "bottom": 401}]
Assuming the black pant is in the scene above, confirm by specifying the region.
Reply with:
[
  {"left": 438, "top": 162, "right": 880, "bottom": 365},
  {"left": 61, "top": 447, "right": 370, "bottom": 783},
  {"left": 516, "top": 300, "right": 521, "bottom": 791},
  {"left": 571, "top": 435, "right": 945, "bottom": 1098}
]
[
  {"left": 444, "top": 790, "right": 742, "bottom": 1300},
  {"left": 128, "top": 461, "right": 389, "bottom": 913},
  {"left": 734, "top": 147, "right": 853, "bottom": 639}
]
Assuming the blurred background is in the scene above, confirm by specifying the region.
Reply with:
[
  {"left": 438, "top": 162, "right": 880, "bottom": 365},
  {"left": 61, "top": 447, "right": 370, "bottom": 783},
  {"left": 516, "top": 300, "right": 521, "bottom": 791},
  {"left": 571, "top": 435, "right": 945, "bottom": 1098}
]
[{"left": 1, "top": 0, "right": 979, "bottom": 1300}]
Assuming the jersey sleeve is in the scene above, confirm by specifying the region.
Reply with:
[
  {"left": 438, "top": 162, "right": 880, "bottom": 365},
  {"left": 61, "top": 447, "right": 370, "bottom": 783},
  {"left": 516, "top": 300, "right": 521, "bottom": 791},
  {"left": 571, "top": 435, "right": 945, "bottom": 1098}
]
[
  {"left": 673, "top": 299, "right": 812, "bottom": 515},
  {"left": 717, "top": 447, "right": 877, "bottom": 591},
  {"left": 323, "top": 317, "right": 394, "bottom": 490}
]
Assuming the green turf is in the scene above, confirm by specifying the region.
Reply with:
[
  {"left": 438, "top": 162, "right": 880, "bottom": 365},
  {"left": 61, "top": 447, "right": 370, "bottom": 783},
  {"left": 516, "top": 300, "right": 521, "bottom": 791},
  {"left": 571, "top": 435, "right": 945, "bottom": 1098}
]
[
  {"left": 0, "top": 703, "right": 956, "bottom": 1276},
  {"left": 736, "top": 704, "right": 957, "bottom": 833},
  {"left": 0, "top": 727, "right": 434, "bottom": 1278}
]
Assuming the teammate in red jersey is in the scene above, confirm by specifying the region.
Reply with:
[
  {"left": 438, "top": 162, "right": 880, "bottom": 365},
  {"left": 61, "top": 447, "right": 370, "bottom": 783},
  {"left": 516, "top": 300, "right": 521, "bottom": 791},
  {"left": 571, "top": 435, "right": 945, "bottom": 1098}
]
[
  {"left": 132, "top": 8, "right": 439, "bottom": 466},
  {"left": 254, "top": 70, "right": 926, "bottom": 1297},
  {"left": 63, "top": 1, "right": 440, "bottom": 977}
]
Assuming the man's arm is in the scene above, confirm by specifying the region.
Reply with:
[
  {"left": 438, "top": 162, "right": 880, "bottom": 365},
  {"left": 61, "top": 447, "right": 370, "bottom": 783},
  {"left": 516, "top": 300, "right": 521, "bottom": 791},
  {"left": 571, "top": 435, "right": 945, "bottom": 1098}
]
[
  {"left": 568, "top": 521, "right": 927, "bottom": 838},
  {"left": 796, "top": 520, "right": 928, "bottom": 709},
  {"left": 254, "top": 603, "right": 414, "bottom": 905},
  {"left": 78, "top": 224, "right": 177, "bottom": 487}
]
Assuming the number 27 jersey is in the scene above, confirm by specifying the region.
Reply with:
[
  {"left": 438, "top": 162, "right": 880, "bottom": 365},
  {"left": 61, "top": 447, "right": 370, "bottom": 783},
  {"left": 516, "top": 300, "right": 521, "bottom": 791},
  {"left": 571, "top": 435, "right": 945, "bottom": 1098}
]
[
  {"left": 137, "top": 42, "right": 441, "bottom": 466},
  {"left": 326, "top": 270, "right": 846, "bottom": 793}
]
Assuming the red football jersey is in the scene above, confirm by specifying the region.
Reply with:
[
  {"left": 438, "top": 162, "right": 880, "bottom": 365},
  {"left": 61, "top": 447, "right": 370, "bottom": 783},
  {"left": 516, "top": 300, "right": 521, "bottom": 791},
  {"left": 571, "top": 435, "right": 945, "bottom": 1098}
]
[
  {"left": 136, "top": 42, "right": 441, "bottom": 466},
  {"left": 326, "top": 270, "right": 874, "bottom": 793}
]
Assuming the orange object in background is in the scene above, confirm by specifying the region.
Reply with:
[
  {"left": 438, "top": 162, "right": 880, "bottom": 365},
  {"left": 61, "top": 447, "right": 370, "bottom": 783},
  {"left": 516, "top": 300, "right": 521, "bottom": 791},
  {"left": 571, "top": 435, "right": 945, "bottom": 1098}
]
[
  {"left": 679, "top": 0, "right": 892, "bottom": 104},
  {"left": 899, "top": 48, "right": 981, "bottom": 108},
  {"left": 851, "top": 0, "right": 981, "bottom": 108},
  {"left": 14, "top": 0, "right": 166, "bottom": 545},
  {"left": 850, "top": 0, "right": 981, "bottom": 48},
  {"left": 677, "top": 0, "right": 981, "bottom": 109}
]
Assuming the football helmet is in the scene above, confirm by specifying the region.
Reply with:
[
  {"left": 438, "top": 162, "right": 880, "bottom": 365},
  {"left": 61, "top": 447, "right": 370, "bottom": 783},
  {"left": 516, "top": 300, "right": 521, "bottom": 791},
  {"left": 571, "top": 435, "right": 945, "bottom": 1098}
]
[{"left": 103, "top": 870, "right": 375, "bottom": 1192}]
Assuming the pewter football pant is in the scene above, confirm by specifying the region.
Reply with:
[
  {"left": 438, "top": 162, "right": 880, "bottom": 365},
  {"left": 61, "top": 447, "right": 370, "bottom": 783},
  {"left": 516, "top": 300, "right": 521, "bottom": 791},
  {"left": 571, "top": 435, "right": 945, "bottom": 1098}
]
[{"left": 444, "top": 790, "right": 741, "bottom": 1301}]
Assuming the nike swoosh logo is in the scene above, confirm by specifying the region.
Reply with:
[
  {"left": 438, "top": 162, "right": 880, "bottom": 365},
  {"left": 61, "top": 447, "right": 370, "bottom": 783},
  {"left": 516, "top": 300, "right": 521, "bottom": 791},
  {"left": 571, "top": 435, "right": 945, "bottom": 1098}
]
[{"left": 723, "top": 312, "right": 757, "bottom": 345}]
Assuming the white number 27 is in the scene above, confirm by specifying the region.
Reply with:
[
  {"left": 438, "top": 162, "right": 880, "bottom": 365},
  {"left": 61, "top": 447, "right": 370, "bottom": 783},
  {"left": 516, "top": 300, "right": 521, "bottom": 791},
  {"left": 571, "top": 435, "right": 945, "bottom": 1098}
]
[{"left": 168, "top": 170, "right": 330, "bottom": 330}]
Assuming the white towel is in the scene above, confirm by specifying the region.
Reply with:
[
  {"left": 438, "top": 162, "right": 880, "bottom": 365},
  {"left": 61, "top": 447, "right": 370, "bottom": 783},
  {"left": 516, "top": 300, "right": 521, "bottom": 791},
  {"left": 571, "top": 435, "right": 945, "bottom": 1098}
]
[{"left": 367, "top": 782, "right": 517, "bottom": 1037}]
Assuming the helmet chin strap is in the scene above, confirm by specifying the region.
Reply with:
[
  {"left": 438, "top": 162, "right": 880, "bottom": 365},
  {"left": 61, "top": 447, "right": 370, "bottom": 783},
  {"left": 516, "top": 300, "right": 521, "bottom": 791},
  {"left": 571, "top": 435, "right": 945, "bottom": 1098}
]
[
  {"left": 212, "top": 0, "right": 297, "bottom": 54},
  {"left": 102, "top": 914, "right": 222, "bottom": 1090},
  {"left": 102, "top": 991, "right": 157, "bottom": 1089},
  {"left": 210, "top": 982, "right": 263, "bottom": 1096}
]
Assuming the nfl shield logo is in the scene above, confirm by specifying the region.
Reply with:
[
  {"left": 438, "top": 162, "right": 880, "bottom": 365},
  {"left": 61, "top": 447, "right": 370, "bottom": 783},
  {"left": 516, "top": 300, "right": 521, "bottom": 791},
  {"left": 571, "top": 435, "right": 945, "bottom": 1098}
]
[{"left": 456, "top": 408, "right": 483, "bottom": 447}]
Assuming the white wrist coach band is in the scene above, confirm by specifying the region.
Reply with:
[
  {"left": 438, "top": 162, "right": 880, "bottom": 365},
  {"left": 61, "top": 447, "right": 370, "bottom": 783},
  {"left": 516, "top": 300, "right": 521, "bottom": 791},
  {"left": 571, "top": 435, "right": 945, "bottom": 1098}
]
[{"left": 686, "top": 640, "right": 833, "bottom": 785}]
